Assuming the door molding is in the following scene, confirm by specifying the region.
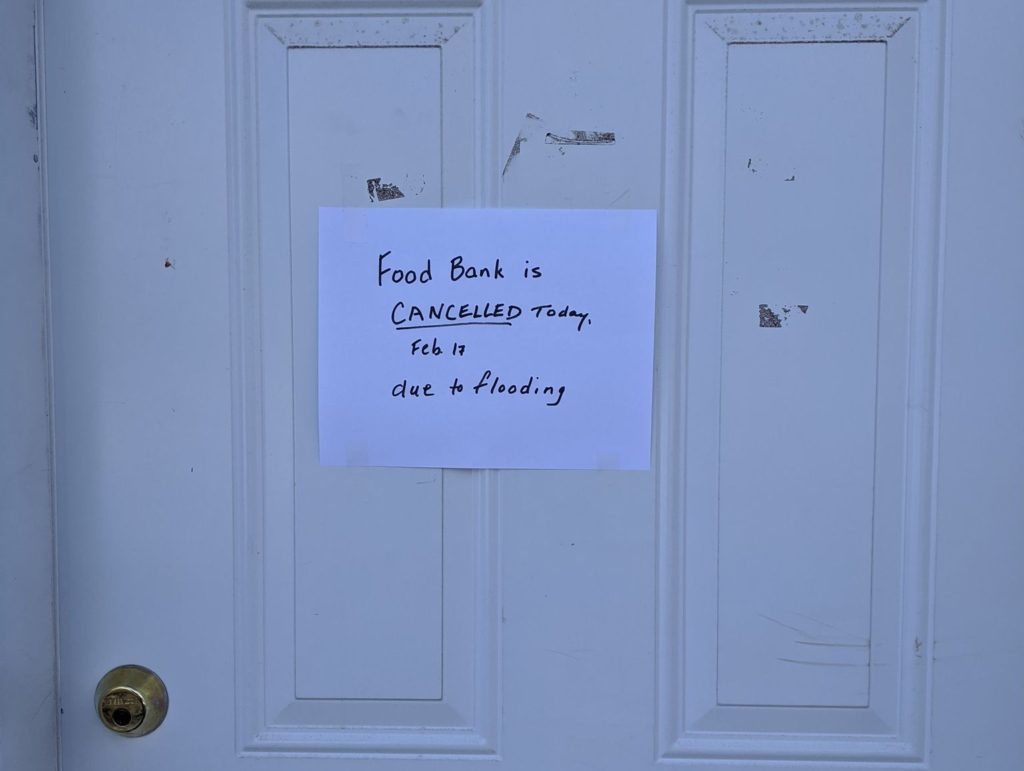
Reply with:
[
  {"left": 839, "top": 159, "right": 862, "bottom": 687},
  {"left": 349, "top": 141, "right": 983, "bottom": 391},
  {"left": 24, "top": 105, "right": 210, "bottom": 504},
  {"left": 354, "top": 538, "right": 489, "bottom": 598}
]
[
  {"left": 657, "top": 0, "right": 949, "bottom": 762},
  {"left": 226, "top": 0, "right": 501, "bottom": 756}
]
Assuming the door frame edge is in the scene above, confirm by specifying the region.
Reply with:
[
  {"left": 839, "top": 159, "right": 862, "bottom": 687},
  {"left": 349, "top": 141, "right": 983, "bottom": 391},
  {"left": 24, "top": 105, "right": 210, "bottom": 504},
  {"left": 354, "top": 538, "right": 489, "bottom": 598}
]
[{"left": 0, "top": 0, "right": 59, "bottom": 768}]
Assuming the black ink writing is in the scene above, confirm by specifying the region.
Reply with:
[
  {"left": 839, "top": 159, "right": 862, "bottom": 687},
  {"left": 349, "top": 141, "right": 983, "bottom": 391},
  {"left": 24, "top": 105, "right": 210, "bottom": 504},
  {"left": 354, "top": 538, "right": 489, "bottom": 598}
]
[
  {"left": 378, "top": 251, "right": 433, "bottom": 286},
  {"left": 528, "top": 304, "right": 592, "bottom": 332},
  {"left": 392, "top": 301, "right": 521, "bottom": 329},
  {"left": 410, "top": 337, "right": 443, "bottom": 356},
  {"left": 409, "top": 337, "right": 467, "bottom": 356},
  {"left": 371, "top": 249, "right": 586, "bottom": 412},
  {"left": 392, "top": 379, "right": 434, "bottom": 398},
  {"left": 450, "top": 256, "right": 504, "bottom": 281},
  {"left": 472, "top": 369, "right": 565, "bottom": 407}
]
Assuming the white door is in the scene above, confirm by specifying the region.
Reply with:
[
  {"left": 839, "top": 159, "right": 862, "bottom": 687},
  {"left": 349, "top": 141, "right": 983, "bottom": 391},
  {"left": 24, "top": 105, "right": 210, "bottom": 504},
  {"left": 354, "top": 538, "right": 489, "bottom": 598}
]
[{"left": 45, "top": 0, "right": 1024, "bottom": 769}]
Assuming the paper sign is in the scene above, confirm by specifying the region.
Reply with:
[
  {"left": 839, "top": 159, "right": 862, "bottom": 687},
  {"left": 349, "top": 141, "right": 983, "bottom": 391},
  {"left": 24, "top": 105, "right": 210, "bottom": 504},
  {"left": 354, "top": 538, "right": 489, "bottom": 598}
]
[{"left": 318, "top": 208, "right": 657, "bottom": 469}]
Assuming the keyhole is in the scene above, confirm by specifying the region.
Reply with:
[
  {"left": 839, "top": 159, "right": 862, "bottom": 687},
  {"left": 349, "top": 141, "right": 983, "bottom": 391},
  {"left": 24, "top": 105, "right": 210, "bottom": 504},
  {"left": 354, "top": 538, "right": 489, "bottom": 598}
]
[{"left": 111, "top": 708, "right": 133, "bottom": 727}]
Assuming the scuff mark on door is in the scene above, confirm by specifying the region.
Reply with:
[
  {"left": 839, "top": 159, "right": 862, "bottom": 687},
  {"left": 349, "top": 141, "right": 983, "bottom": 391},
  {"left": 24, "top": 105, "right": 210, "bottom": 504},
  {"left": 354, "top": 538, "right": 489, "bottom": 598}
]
[
  {"left": 759, "top": 303, "right": 809, "bottom": 327},
  {"left": 502, "top": 113, "right": 618, "bottom": 177},
  {"left": 545, "top": 130, "right": 616, "bottom": 145},
  {"left": 759, "top": 304, "right": 782, "bottom": 327},
  {"left": 367, "top": 177, "right": 405, "bottom": 202},
  {"left": 502, "top": 112, "right": 544, "bottom": 177}
]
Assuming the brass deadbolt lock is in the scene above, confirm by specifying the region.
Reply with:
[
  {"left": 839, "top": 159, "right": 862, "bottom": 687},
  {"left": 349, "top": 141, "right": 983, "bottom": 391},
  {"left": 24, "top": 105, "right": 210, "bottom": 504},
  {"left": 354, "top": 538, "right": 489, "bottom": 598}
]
[{"left": 94, "top": 665, "right": 168, "bottom": 737}]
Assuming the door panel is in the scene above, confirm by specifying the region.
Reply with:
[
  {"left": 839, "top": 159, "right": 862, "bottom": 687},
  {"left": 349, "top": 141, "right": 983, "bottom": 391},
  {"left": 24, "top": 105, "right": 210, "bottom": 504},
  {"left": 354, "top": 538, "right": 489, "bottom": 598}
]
[
  {"left": 657, "top": 4, "right": 943, "bottom": 762},
  {"left": 248, "top": 7, "right": 497, "bottom": 751},
  {"left": 46, "top": 0, "right": 1024, "bottom": 769}
]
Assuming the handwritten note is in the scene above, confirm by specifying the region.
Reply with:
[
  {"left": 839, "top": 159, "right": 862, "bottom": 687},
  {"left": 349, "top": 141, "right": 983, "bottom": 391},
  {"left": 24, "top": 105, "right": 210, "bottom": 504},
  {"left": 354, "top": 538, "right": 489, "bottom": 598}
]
[{"left": 318, "top": 208, "right": 657, "bottom": 469}]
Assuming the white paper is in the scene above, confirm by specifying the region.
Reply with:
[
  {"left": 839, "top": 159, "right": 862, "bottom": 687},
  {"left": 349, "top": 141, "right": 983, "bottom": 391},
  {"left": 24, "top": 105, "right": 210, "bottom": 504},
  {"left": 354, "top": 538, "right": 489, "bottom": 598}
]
[{"left": 318, "top": 207, "right": 657, "bottom": 470}]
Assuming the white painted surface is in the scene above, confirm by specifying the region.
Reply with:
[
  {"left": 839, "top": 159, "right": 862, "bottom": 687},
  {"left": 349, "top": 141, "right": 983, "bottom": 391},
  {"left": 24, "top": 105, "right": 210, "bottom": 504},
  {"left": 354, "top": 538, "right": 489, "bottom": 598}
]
[
  {"left": 661, "top": 7, "right": 942, "bottom": 761},
  {"left": 930, "top": 1, "right": 1024, "bottom": 767},
  {"left": 0, "top": 0, "right": 58, "bottom": 769},
  {"left": 717, "top": 40, "right": 885, "bottom": 709},
  {"left": 42, "top": 0, "right": 1023, "bottom": 769}
]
